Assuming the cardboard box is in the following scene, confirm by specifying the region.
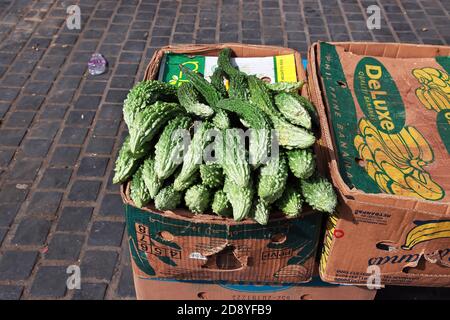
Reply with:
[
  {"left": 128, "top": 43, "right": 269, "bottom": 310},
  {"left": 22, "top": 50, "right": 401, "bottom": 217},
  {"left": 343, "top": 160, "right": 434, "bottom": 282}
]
[
  {"left": 132, "top": 261, "right": 376, "bottom": 300},
  {"left": 308, "top": 42, "right": 450, "bottom": 287},
  {"left": 122, "top": 43, "right": 324, "bottom": 285}
]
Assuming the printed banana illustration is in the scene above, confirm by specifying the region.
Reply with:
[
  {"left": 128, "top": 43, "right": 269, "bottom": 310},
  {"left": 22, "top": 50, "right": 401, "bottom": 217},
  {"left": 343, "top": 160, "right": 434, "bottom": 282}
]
[
  {"left": 402, "top": 220, "right": 450, "bottom": 250},
  {"left": 413, "top": 67, "right": 450, "bottom": 112},
  {"left": 354, "top": 118, "right": 444, "bottom": 201}
]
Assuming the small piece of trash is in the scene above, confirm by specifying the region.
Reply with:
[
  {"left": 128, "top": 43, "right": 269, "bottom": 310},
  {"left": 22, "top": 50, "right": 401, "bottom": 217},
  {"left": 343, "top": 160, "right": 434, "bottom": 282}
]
[
  {"left": 81, "top": 114, "right": 84, "bottom": 119},
  {"left": 40, "top": 246, "right": 49, "bottom": 254},
  {"left": 16, "top": 184, "right": 28, "bottom": 189},
  {"left": 88, "top": 53, "right": 107, "bottom": 75}
]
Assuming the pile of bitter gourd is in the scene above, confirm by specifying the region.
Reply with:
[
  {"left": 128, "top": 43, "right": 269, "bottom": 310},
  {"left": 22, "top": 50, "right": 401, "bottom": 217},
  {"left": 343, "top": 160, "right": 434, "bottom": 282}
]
[{"left": 113, "top": 48, "right": 337, "bottom": 224}]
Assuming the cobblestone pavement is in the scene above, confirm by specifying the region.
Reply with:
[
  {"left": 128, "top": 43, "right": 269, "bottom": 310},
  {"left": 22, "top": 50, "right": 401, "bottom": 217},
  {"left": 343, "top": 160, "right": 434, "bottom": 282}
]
[{"left": 0, "top": 0, "right": 448, "bottom": 300}]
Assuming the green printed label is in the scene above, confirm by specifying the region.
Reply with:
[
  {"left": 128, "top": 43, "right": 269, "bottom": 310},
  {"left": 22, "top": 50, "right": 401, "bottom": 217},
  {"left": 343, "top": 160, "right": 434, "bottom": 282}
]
[
  {"left": 437, "top": 109, "right": 450, "bottom": 153},
  {"left": 436, "top": 56, "right": 450, "bottom": 73},
  {"left": 319, "top": 43, "right": 381, "bottom": 193},
  {"left": 160, "top": 53, "right": 206, "bottom": 86},
  {"left": 354, "top": 57, "right": 406, "bottom": 134}
]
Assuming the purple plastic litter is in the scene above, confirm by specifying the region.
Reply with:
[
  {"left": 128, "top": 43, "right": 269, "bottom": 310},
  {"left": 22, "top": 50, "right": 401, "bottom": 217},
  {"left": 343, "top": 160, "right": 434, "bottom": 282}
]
[{"left": 88, "top": 53, "right": 107, "bottom": 75}]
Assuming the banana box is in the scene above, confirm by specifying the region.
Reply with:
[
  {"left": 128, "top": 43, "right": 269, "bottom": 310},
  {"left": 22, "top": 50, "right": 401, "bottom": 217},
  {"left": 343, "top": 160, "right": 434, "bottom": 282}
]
[{"left": 308, "top": 42, "right": 450, "bottom": 287}]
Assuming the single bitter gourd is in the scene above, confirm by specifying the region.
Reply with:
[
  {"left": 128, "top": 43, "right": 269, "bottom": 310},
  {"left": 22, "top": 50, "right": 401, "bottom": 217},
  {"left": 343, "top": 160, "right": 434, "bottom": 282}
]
[
  {"left": 274, "top": 92, "right": 312, "bottom": 129},
  {"left": 200, "top": 163, "right": 224, "bottom": 188},
  {"left": 224, "top": 178, "right": 253, "bottom": 221},
  {"left": 253, "top": 198, "right": 270, "bottom": 225},
  {"left": 248, "top": 75, "right": 315, "bottom": 149},
  {"left": 229, "top": 73, "right": 249, "bottom": 100},
  {"left": 180, "top": 65, "right": 222, "bottom": 108},
  {"left": 177, "top": 82, "right": 214, "bottom": 118},
  {"left": 129, "top": 101, "right": 183, "bottom": 154},
  {"left": 257, "top": 151, "right": 288, "bottom": 204},
  {"left": 154, "top": 184, "right": 182, "bottom": 211},
  {"left": 265, "top": 81, "right": 304, "bottom": 93},
  {"left": 301, "top": 176, "right": 337, "bottom": 213},
  {"left": 185, "top": 184, "right": 212, "bottom": 214},
  {"left": 292, "top": 93, "right": 320, "bottom": 127},
  {"left": 174, "top": 121, "right": 213, "bottom": 191},
  {"left": 216, "top": 98, "right": 272, "bottom": 168},
  {"left": 123, "top": 80, "right": 177, "bottom": 129},
  {"left": 218, "top": 47, "right": 242, "bottom": 78},
  {"left": 210, "top": 67, "right": 228, "bottom": 98},
  {"left": 211, "top": 190, "right": 232, "bottom": 217},
  {"left": 154, "top": 115, "right": 192, "bottom": 180},
  {"left": 142, "top": 157, "right": 162, "bottom": 199},
  {"left": 276, "top": 184, "right": 303, "bottom": 217},
  {"left": 113, "top": 136, "right": 149, "bottom": 184},
  {"left": 287, "top": 148, "right": 316, "bottom": 180},
  {"left": 221, "top": 128, "right": 251, "bottom": 187},
  {"left": 130, "top": 167, "right": 151, "bottom": 208},
  {"left": 212, "top": 109, "right": 230, "bottom": 129}
]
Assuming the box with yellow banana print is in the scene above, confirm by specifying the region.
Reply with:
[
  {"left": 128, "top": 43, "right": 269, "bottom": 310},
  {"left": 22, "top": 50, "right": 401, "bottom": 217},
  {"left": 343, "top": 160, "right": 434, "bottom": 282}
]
[{"left": 308, "top": 42, "right": 450, "bottom": 287}]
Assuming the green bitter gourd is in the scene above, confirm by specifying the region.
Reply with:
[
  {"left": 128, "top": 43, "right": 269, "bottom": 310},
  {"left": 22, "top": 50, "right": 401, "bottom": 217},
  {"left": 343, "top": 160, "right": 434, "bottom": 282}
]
[
  {"left": 154, "top": 115, "right": 192, "bottom": 180},
  {"left": 185, "top": 184, "right": 212, "bottom": 214},
  {"left": 301, "top": 176, "right": 337, "bottom": 213}
]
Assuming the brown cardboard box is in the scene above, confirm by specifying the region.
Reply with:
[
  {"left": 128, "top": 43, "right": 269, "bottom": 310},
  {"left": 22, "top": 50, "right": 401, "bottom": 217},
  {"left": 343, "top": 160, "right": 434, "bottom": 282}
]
[
  {"left": 132, "top": 260, "right": 376, "bottom": 300},
  {"left": 308, "top": 42, "right": 450, "bottom": 287},
  {"left": 123, "top": 43, "right": 324, "bottom": 285}
]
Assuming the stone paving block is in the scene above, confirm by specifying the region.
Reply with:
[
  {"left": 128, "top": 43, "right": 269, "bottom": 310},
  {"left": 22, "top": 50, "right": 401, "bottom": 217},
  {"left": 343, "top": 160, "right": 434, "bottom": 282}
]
[
  {"left": 65, "top": 110, "right": 96, "bottom": 126},
  {"left": 50, "top": 146, "right": 81, "bottom": 166},
  {"left": 28, "top": 121, "right": 60, "bottom": 139},
  {"left": 116, "top": 266, "right": 135, "bottom": 298},
  {"left": 80, "top": 250, "right": 118, "bottom": 281},
  {"left": 86, "top": 137, "right": 115, "bottom": 155},
  {"left": 21, "top": 138, "right": 52, "bottom": 157},
  {"left": 40, "top": 104, "right": 68, "bottom": 120},
  {"left": 23, "top": 81, "right": 53, "bottom": 95},
  {"left": 7, "top": 159, "right": 41, "bottom": 181},
  {"left": 4, "top": 111, "right": 36, "bottom": 128},
  {"left": 30, "top": 266, "right": 68, "bottom": 298},
  {"left": 0, "top": 285, "right": 23, "bottom": 300},
  {"left": 27, "top": 191, "right": 63, "bottom": 215},
  {"left": 105, "top": 89, "right": 128, "bottom": 103},
  {"left": 0, "top": 128, "right": 26, "bottom": 146},
  {"left": 0, "top": 183, "right": 29, "bottom": 203},
  {"left": 0, "top": 203, "right": 21, "bottom": 227},
  {"left": 15, "top": 94, "right": 45, "bottom": 110},
  {"left": 0, "top": 227, "right": 7, "bottom": 245},
  {"left": 57, "top": 206, "right": 93, "bottom": 232},
  {"left": 12, "top": 217, "right": 51, "bottom": 245},
  {"left": 72, "top": 283, "right": 108, "bottom": 300},
  {"left": 98, "top": 103, "right": 122, "bottom": 120},
  {"left": 0, "top": 148, "right": 15, "bottom": 167},
  {"left": 77, "top": 157, "right": 109, "bottom": 177},
  {"left": 81, "top": 81, "right": 107, "bottom": 95},
  {"left": 68, "top": 180, "right": 102, "bottom": 201},
  {"left": 38, "top": 168, "right": 72, "bottom": 189},
  {"left": 0, "top": 102, "right": 10, "bottom": 118},
  {"left": 74, "top": 95, "right": 102, "bottom": 110},
  {"left": 93, "top": 119, "right": 121, "bottom": 137},
  {"left": 48, "top": 89, "right": 76, "bottom": 104},
  {"left": 99, "top": 193, "right": 124, "bottom": 217},
  {"left": 0, "top": 251, "right": 38, "bottom": 280},
  {"left": 59, "top": 126, "right": 89, "bottom": 145},
  {"left": 63, "top": 63, "right": 87, "bottom": 77},
  {"left": 88, "top": 221, "right": 125, "bottom": 246},
  {"left": 1, "top": 73, "right": 29, "bottom": 87},
  {"left": 46, "top": 233, "right": 85, "bottom": 261},
  {"left": 115, "top": 63, "right": 139, "bottom": 75}
]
